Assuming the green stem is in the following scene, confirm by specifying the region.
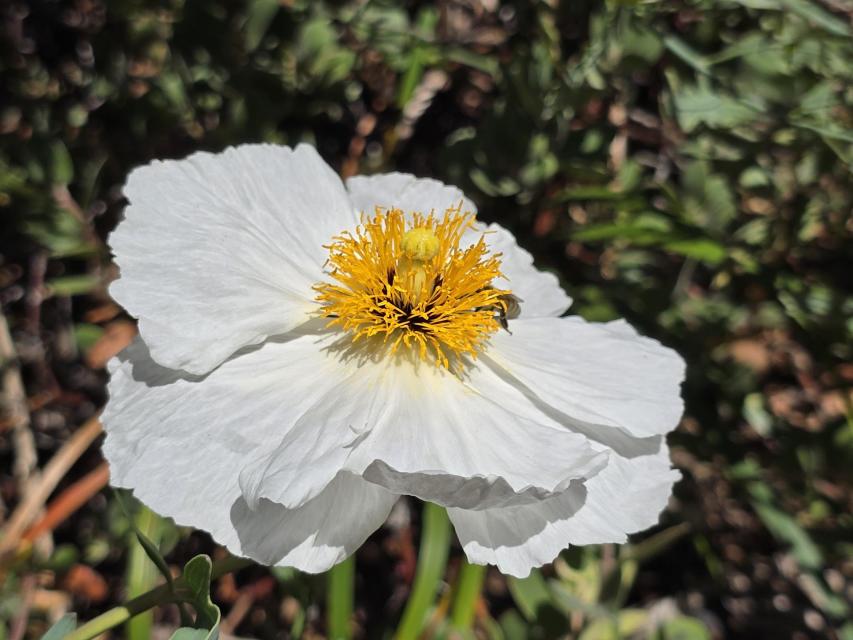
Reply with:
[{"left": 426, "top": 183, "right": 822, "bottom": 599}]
[
  {"left": 450, "top": 559, "right": 486, "bottom": 630},
  {"left": 66, "top": 555, "right": 252, "bottom": 640},
  {"left": 327, "top": 555, "right": 355, "bottom": 640},
  {"left": 395, "top": 502, "right": 452, "bottom": 640},
  {"left": 66, "top": 584, "right": 174, "bottom": 640}
]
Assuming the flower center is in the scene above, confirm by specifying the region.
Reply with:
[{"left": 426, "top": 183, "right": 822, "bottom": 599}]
[{"left": 314, "top": 203, "right": 511, "bottom": 368}]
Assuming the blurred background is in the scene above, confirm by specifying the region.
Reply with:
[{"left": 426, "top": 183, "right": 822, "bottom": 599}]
[{"left": 1, "top": 0, "right": 852, "bottom": 638}]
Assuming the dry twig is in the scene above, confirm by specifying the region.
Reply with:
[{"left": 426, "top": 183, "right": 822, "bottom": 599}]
[
  {"left": 0, "top": 415, "right": 103, "bottom": 561},
  {"left": 0, "top": 309, "right": 38, "bottom": 492}
]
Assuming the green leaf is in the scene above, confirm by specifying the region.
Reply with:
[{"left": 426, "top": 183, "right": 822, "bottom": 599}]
[
  {"left": 41, "top": 614, "right": 77, "bottom": 640},
  {"left": 556, "top": 186, "right": 626, "bottom": 201},
  {"left": 498, "top": 609, "right": 528, "bottom": 640},
  {"left": 659, "top": 616, "right": 712, "bottom": 640},
  {"left": 24, "top": 211, "right": 94, "bottom": 257},
  {"left": 743, "top": 393, "right": 773, "bottom": 436},
  {"left": 74, "top": 323, "right": 104, "bottom": 352},
  {"left": 49, "top": 141, "right": 74, "bottom": 185},
  {"left": 572, "top": 216, "right": 672, "bottom": 243},
  {"left": 443, "top": 47, "right": 500, "bottom": 77},
  {"left": 180, "top": 555, "right": 221, "bottom": 633},
  {"left": 244, "top": 0, "right": 280, "bottom": 51},
  {"left": 663, "top": 238, "right": 727, "bottom": 264},
  {"left": 168, "top": 629, "right": 211, "bottom": 640},
  {"left": 507, "top": 571, "right": 552, "bottom": 621},
  {"left": 620, "top": 25, "right": 663, "bottom": 63},
  {"left": 682, "top": 162, "right": 737, "bottom": 232},
  {"left": 663, "top": 35, "right": 710, "bottom": 74},
  {"left": 397, "top": 47, "right": 426, "bottom": 108},
  {"left": 579, "top": 610, "right": 648, "bottom": 640},
  {"left": 752, "top": 502, "right": 823, "bottom": 570},
  {"left": 579, "top": 618, "right": 620, "bottom": 640},
  {"left": 46, "top": 274, "right": 100, "bottom": 296},
  {"left": 673, "top": 85, "right": 758, "bottom": 132},
  {"left": 778, "top": 0, "right": 852, "bottom": 37},
  {"left": 616, "top": 609, "right": 648, "bottom": 635}
]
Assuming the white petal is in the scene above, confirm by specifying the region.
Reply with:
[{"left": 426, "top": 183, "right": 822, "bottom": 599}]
[
  {"left": 486, "top": 317, "right": 685, "bottom": 438},
  {"left": 344, "top": 357, "right": 608, "bottom": 509},
  {"left": 110, "top": 143, "right": 356, "bottom": 375},
  {"left": 103, "top": 330, "right": 370, "bottom": 518},
  {"left": 477, "top": 223, "right": 572, "bottom": 318},
  {"left": 345, "top": 172, "right": 475, "bottom": 215},
  {"left": 448, "top": 440, "right": 681, "bottom": 577},
  {"left": 346, "top": 172, "right": 571, "bottom": 317},
  {"left": 229, "top": 472, "right": 397, "bottom": 573},
  {"left": 103, "top": 335, "right": 396, "bottom": 572},
  {"left": 237, "top": 344, "right": 393, "bottom": 510}
]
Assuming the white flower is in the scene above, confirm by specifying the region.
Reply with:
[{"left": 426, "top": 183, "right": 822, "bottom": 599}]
[{"left": 103, "top": 143, "right": 685, "bottom": 578}]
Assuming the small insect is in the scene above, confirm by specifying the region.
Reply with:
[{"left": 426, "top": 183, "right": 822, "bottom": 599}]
[{"left": 477, "top": 288, "right": 522, "bottom": 333}]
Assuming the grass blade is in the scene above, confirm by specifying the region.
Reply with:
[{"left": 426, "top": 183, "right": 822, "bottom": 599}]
[
  {"left": 327, "top": 555, "right": 355, "bottom": 639},
  {"left": 450, "top": 559, "right": 486, "bottom": 630},
  {"left": 396, "top": 502, "right": 452, "bottom": 639}
]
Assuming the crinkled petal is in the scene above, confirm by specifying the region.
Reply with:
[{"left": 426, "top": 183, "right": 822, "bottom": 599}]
[
  {"left": 237, "top": 345, "right": 393, "bottom": 510},
  {"left": 104, "top": 330, "right": 604, "bottom": 526},
  {"left": 486, "top": 317, "right": 685, "bottom": 438},
  {"left": 229, "top": 338, "right": 607, "bottom": 511},
  {"left": 345, "top": 172, "right": 475, "bottom": 216},
  {"left": 229, "top": 472, "right": 397, "bottom": 573},
  {"left": 343, "top": 355, "right": 607, "bottom": 509},
  {"left": 103, "top": 329, "right": 370, "bottom": 517},
  {"left": 472, "top": 223, "right": 572, "bottom": 318},
  {"left": 448, "top": 440, "right": 680, "bottom": 577},
  {"left": 110, "top": 143, "right": 356, "bottom": 375},
  {"left": 346, "top": 172, "right": 571, "bottom": 317},
  {"left": 103, "top": 335, "right": 396, "bottom": 572}
]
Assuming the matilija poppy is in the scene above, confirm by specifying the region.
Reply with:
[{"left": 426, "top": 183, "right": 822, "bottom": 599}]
[{"left": 102, "top": 143, "right": 685, "bottom": 578}]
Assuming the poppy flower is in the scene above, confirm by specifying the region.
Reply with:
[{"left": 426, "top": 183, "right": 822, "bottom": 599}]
[{"left": 103, "top": 144, "right": 684, "bottom": 577}]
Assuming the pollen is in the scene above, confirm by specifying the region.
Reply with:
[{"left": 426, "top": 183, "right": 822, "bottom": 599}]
[{"left": 314, "top": 203, "right": 511, "bottom": 368}]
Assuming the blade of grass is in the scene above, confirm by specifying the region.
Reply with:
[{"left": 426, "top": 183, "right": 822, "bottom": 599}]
[
  {"left": 327, "top": 555, "right": 355, "bottom": 640},
  {"left": 126, "top": 506, "right": 166, "bottom": 640},
  {"left": 395, "top": 502, "right": 452, "bottom": 640},
  {"left": 450, "top": 559, "right": 486, "bottom": 630}
]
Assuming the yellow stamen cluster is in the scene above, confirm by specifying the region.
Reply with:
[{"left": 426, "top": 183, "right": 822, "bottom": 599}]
[{"left": 314, "top": 203, "right": 510, "bottom": 368}]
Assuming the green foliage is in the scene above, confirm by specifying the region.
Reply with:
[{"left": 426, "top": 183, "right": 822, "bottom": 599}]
[
  {"left": 178, "top": 555, "right": 221, "bottom": 634},
  {"left": 502, "top": 527, "right": 703, "bottom": 639}
]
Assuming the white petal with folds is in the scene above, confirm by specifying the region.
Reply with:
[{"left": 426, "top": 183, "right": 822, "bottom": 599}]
[
  {"left": 448, "top": 441, "right": 681, "bottom": 577},
  {"left": 103, "top": 331, "right": 370, "bottom": 519},
  {"left": 104, "top": 330, "right": 606, "bottom": 538},
  {"left": 345, "top": 172, "right": 475, "bottom": 216},
  {"left": 344, "top": 356, "right": 608, "bottom": 509},
  {"left": 110, "top": 143, "right": 356, "bottom": 375},
  {"left": 103, "top": 335, "right": 397, "bottom": 572},
  {"left": 472, "top": 223, "right": 572, "bottom": 318},
  {"left": 486, "top": 317, "right": 685, "bottom": 438},
  {"left": 228, "top": 472, "right": 397, "bottom": 573}
]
